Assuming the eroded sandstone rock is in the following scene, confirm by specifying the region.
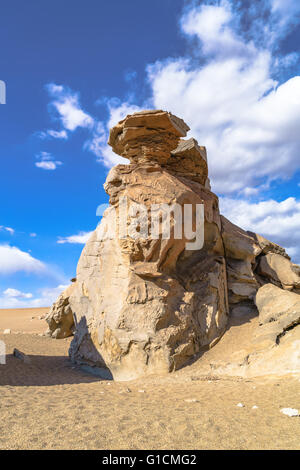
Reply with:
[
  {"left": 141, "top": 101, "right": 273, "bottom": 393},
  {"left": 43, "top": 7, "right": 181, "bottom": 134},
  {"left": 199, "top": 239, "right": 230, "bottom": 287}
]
[
  {"left": 46, "top": 284, "right": 76, "bottom": 339},
  {"left": 256, "top": 253, "right": 300, "bottom": 292},
  {"left": 108, "top": 109, "right": 190, "bottom": 165},
  {"left": 220, "top": 216, "right": 300, "bottom": 313},
  {"left": 68, "top": 111, "right": 229, "bottom": 380},
  {"left": 50, "top": 109, "right": 300, "bottom": 381}
]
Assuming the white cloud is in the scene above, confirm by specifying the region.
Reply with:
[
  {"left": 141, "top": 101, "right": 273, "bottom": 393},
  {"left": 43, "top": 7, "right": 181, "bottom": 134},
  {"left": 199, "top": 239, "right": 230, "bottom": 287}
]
[
  {"left": 30, "top": 284, "right": 69, "bottom": 307},
  {"left": 0, "top": 245, "right": 46, "bottom": 275},
  {"left": 0, "top": 284, "right": 68, "bottom": 308},
  {"left": 144, "top": 0, "right": 300, "bottom": 195},
  {"left": 35, "top": 160, "right": 62, "bottom": 170},
  {"left": 35, "top": 151, "right": 62, "bottom": 171},
  {"left": 220, "top": 196, "right": 300, "bottom": 264},
  {"left": 3, "top": 288, "right": 33, "bottom": 299},
  {"left": 85, "top": 100, "right": 141, "bottom": 167},
  {"left": 0, "top": 226, "right": 14, "bottom": 235},
  {"left": 270, "top": 0, "right": 300, "bottom": 29},
  {"left": 46, "top": 83, "right": 94, "bottom": 131},
  {"left": 57, "top": 231, "right": 93, "bottom": 244},
  {"left": 181, "top": 1, "right": 256, "bottom": 59},
  {"left": 38, "top": 2, "right": 300, "bottom": 194},
  {"left": 38, "top": 129, "right": 68, "bottom": 140}
]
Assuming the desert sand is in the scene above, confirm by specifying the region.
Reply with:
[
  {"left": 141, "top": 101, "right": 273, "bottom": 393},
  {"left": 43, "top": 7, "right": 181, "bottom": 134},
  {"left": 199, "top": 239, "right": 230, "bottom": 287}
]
[
  {"left": 0, "top": 308, "right": 49, "bottom": 335},
  {"left": 0, "top": 308, "right": 299, "bottom": 450}
]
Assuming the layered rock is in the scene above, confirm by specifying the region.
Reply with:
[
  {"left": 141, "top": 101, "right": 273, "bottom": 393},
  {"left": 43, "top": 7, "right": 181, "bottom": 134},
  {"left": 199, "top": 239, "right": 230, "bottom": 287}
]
[{"left": 108, "top": 109, "right": 190, "bottom": 164}]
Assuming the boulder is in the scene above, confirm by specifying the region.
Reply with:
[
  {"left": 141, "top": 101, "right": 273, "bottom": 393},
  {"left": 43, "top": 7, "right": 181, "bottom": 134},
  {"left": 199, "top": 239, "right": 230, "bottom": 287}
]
[
  {"left": 255, "top": 283, "right": 300, "bottom": 326},
  {"left": 221, "top": 216, "right": 300, "bottom": 313},
  {"left": 256, "top": 253, "right": 300, "bottom": 292},
  {"left": 45, "top": 284, "right": 75, "bottom": 339}
]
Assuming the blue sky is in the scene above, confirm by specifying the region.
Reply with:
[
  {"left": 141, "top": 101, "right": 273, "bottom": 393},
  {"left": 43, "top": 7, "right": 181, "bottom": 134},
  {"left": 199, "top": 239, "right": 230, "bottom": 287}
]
[{"left": 0, "top": 0, "right": 300, "bottom": 307}]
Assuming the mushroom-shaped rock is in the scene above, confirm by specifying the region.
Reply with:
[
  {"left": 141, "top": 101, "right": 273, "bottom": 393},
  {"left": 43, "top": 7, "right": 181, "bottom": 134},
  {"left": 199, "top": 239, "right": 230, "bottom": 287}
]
[{"left": 108, "top": 110, "right": 190, "bottom": 164}]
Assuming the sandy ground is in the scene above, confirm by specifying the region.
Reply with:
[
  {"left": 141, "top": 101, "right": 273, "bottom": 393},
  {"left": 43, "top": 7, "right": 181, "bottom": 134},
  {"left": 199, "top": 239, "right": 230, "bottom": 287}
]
[
  {"left": 0, "top": 309, "right": 299, "bottom": 450},
  {"left": 0, "top": 308, "right": 49, "bottom": 334}
]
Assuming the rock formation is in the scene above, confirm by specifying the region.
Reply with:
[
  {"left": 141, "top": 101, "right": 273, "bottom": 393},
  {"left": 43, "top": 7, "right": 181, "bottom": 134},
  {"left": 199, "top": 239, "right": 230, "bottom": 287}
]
[
  {"left": 68, "top": 110, "right": 228, "bottom": 381},
  {"left": 47, "top": 109, "right": 300, "bottom": 380},
  {"left": 46, "top": 284, "right": 76, "bottom": 339},
  {"left": 203, "top": 283, "right": 300, "bottom": 378}
]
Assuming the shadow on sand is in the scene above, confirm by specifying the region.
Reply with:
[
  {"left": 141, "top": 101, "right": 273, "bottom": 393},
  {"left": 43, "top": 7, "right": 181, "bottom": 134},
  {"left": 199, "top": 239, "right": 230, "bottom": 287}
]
[{"left": 0, "top": 353, "right": 112, "bottom": 387}]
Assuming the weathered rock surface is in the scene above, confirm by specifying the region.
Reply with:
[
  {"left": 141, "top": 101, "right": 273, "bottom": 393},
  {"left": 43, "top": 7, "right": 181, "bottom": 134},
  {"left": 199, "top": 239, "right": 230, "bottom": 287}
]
[
  {"left": 256, "top": 283, "right": 300, "bottom": 324},
  {"left": 256, "top": 253, "right": 300, "bottom": 292},
  {"left": 246, "top": 284, "right": 300, "bottom": 376},
  {"left": 200, "top": 284, "right": 300, "bottom": 378},
  {"left": 68, "top": 110, "right": 229, "bottom": 380},
  {"left": 220, "top": 216, "right": 299, "bottom": 314},
  {"left": 46, "top": 284, "right": 76, "bottom": 339},
  {"left": 50, "top": 109, "right": 300, "bottom": 381}
]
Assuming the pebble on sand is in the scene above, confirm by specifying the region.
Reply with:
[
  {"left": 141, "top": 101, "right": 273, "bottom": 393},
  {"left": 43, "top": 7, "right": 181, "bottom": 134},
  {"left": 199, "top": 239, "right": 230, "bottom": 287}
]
[
  {"left": 280, "top": 408, "right": 299, "bottom": 417},
  {"left": 3, "top": 329, "right": 11, "bottom": 334},
  {"left": 236, "top": 403, "right": 245, "bottom": 408}
]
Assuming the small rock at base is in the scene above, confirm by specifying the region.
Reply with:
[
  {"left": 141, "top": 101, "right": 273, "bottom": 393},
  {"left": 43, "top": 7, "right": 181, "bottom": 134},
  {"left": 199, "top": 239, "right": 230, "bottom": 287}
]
[
  {"left": 13, "top": 348, "right": 31, "bottom": 364},
  {"left": 280, "top": 408, "right": 299, "bottom": 417},
  {"left": 3, "top": 329, "right": 11, "bottom": 334},
  {"left": 236, "top": 403, "right": 245, "bottom": 408}
]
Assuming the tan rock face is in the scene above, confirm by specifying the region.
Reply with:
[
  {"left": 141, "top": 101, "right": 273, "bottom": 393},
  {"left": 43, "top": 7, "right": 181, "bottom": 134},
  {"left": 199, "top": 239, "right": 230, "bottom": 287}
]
[
  {"left": 49, "top": 109, "right": 300, "bottom": 381},
  {"left": 68, "top": 111, "right": 229, "bottom": 380},
  {"left": 220, "top": 216, "right": 300, "bottom": 312},
  {"left": 255, "top": 283, "right": 300, "bottom": 326},
  {"left": 257, "top": 252, "right": 300, "bottom": 291},
  {"left": 165, "top": 138, "right": 208, "bottom": 186},
  {"left": 46, "top": 284, "right": 76, "bottom": 339}
]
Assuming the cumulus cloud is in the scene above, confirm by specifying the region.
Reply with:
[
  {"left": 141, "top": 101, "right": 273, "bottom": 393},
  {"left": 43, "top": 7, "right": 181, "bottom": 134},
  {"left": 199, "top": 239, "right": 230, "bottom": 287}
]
[
  {"left": 85, "top": 100, "right": 141, "bottom": 167},
  {"left": 0, "top": 284, "right": 68, "bottom": 308},
  {"left": 35, "top": 151, "right": 62, "bottom": 171},
  {"left": 145, "top": 0, "right": 300, "bottom": 195},
  {"left": 35, "top": 161, "right": 62, "bottom": 170},
  {"left": 46, "top": 83, "right": 94, "bottom": 131},
  {"left": 30, "top": 284, "right": 69, "bottom": 307},
  {"left": 220, "top": 196, "right": 300, "bottom": 264},
  {"left": 57, "top": 231, "right": 93, "bottom": 244},
  {"left": 3, "top": 288, "right": 33, "bottom": 299},
  {"left": 37, "top": 1, "right": 300, "bottom": 189},
  {"left": 0, "top": 245, "right": 46, "bottom": 275}
]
